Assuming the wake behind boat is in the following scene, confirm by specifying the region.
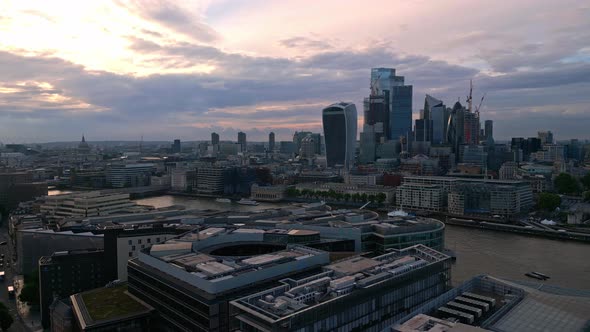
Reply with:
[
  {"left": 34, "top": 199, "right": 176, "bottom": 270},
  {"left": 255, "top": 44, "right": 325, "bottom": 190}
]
[{"left": 215, "top": 198, "right": 231, "bottom": 203}]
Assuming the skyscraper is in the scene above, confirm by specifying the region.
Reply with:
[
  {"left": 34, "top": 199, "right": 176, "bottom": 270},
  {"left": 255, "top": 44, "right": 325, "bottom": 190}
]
[
  {"left": 485, "top": 120, "right": 493, "bottom": 141},
  {"left": 322, "top": 102, "right": 357, "bottom": 169},
  {"left": 268, "top": 132, "right": 275, "bottom": 152},
  {"left": 172, "top": 139, "right": 181, "bottom": 153},
  {"left": 363, "top": 94, "right": 389, "bottom": 141},
  {"left": 423, "top": 95, "right": 447, "bottom": 144},
  {"left": 237, "top": 131, "right": 247, "bottom": 152},
  {"left": 370, "top": 68, "right": 413, "bottom": 140},
  {"left": 538, "top": 130, "right": 554, "bottom": 145},
  {"left": 211, "top": 132, "right": 219, "bottom": 145}
]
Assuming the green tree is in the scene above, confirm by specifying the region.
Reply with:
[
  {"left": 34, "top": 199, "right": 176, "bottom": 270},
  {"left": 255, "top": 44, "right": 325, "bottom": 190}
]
[
  {"left": 554, "top": 173, "right": 580, "bottom": 195},
  {"left": 368, "top": 194, "right": 376, "bottom": 202},
  {"left": 584, "top": 191, "right": 590, "bottom": 202},
  {"left": 0, "top": 303, "right": 12, "bottom": 332},
  {"left": 19, "top": 270, "right": 40, "bottom": 306},
  {"left": 343, "top": 193, "right": 351, "bottom": 202},
  {"left": 360, "top": 193, "right": 368, "bottom": 202},
  {"left": 538, "top": 193, "right": 561, "bottom": 211},
  {"left": 581, "top": 173, "right": 590, "bottom": 190},
  {"left": 376, "top": 193, "right": 387, "bottom": 204}
]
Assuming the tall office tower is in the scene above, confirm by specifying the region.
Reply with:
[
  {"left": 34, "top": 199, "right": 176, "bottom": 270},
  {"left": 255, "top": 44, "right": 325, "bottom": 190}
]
[
  {"left": 268, "top": 132, "right": 275, "bottom": 152},
  {"left": 322, "top": 102, "right": 357, "bottom": 169},
  {"left": 447, "top": 102, "right": 466, "bottom": 162},
  {"left": 463, "top": 112, "right": 479, "bottom": 145},
  {"left": 172, "top": 139, "right": 181, "bottom": 153},
  {"left": 211, "top": 132, "right": 220, "bottom": 146},
  {"left": 363, "top": 94, "right": 390, "bottom": 141},
  {"left": 538, "top": 130, "right": 554, "bottom": 145},
  {"left": 485, "top": 120, "right": 494, "bottom": 140},
  {"left": 415, "top": 119, "right": 433, "bottom": 142},
  {"left": 237, "top": 131, "right": 247, "bottom": 152},
  {"left": 370, "top": 68, "right": 413, "bottom": 140},
  {"left": 423, "top": 95, "right": 447, "bottom": 144}
]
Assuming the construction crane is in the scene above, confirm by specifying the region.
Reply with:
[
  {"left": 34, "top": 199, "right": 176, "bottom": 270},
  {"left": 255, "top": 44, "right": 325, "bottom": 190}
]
[
  {"left": 467, "top": 79, "right": 473, "bottom": 113},
  {"left": 475, "top": 93, "right": 486, "bottom": 118}
]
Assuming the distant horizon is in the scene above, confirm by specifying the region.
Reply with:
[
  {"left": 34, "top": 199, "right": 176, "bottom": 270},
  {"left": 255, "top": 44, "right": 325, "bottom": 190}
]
[{"left": 1, "top": 1, "right": 589, "bottom": 143}]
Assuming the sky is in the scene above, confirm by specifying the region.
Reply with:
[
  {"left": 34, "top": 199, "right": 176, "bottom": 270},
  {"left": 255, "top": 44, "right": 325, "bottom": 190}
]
[{"left": 0, "top": 0, "right": 589, "bottom": 143}]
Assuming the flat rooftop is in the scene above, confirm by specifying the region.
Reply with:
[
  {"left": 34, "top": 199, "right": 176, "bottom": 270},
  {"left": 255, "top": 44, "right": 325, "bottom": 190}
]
[
  {"left": 71, "top": 285, "right": 152, "bottom": 329},
  {"left": 231, "top": 245, "right": 450, "bottom": 320}
]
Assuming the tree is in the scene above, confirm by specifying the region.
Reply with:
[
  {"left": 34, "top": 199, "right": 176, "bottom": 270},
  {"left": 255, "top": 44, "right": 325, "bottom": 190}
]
[
  {"left": 376, "top": 193, "right": 387, "bottom": 204},
  {"left": 0, "top": 303, "right": 12, "bottom": 332},
  {"left": 343, "top": 193, "right": 351, "bottom": 202},
  {"left": 581, "top": 173, "right": 590, "bottom": 190},
  {"left": 554, "top": 173, "right": 580, "bottom": 195},
  {"left": 19, "top": 270, "right": 40, "bottom": 306},
  {"left": 538, "top": 193, "right": 561, "bottom": 211},
  {"left": 584, "top": 191, "right": 590, "bottom": 202}
]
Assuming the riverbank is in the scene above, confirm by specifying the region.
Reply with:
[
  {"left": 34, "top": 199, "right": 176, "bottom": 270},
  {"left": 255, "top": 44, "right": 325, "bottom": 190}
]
[{"left": 444, "top": 217, "right": 590, "bottom": 243}]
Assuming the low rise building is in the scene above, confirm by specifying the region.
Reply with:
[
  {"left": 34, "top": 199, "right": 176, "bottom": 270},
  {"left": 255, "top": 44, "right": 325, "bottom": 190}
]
[
  {"left": 70, "top": 284, "right": 154, "bottom": 331},
  {"left": 250, "top": 184, "right": 287, "bottom": 202},
  {"left": 230, "top": 245, "right": 451, "bottom": 332},
  {"left": 396, "top": 183, "right": 444, "bottom": 212}
]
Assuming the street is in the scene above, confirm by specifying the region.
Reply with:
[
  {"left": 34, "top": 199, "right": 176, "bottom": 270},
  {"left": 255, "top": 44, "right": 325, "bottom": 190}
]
[{"left": 0, "top": 218, "right": 40, "bottom": 332}]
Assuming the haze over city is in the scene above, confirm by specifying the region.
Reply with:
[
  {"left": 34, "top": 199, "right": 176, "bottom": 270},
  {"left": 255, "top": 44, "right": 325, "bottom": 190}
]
[{"left": 1, "top": 0, "right": 589, "bottom": 143}]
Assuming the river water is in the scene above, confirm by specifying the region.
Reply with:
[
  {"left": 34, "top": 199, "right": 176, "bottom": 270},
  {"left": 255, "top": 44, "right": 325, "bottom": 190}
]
[{"left": 130, "top": 195, "right": 589, "bottom": 291}]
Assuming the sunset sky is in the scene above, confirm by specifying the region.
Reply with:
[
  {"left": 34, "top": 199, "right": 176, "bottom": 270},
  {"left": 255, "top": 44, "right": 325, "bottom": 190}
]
[{"left": 0, "top": 0, "right": 589, "bottom": 143}]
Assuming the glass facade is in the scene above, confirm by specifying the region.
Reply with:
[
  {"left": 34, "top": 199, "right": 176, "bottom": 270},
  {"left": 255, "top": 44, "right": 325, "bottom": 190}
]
[{"left": 322, "top": 103, "right": 357, "bottom": 169}]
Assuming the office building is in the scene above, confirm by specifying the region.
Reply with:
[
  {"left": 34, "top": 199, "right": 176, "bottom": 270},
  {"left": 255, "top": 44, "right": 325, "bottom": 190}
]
[
  {"left": 106, "top": 163, "right": 154, "bottom": 188},
  {"left": 39, "top": 249, "right": 110, "bottom": 328},
  {"left": 461, "top": 145, "right": 487, "bottom": 168},
  {"left": 0, "top": 169, "right": 47, "bottom": 211},
  {"left": 422, "top": 95, "right": 447, "bottom": 144},
  {"left": 499, "top": 162, "right": 518, "bottom": 180},
  {"left": 322, "top": 102, "right": 357, "bottom": 169},
  {"left": 268, "top": 132, "right": 275, "bottom": 152},
  {"left": 396, "top": 183, "right": 445, "bottom": 212},
  {"left": 415, "top": 119, "right": 433, "bottom": 142},
  {"left": 128, "top": 228, "right": 330, "bottom": 331},
  {"left": 40, "top": 191, "right": 138, "bottom": 221},
  {"left": 363, "top": 94, "right": 390, "bottom": 140},
  {"left": 279, "top": 141, "right": 297, "bottom": 155},
  {"left": 299, "top": 134, "right": 320, "bottom": 158},
  {"left": 360, "top": 124, "right": 379, "bottom": 163},
  {"left": 484, "top": 120, "right": 493, "bottom": 141},
  {"left": 196, "top": 166, "right": 227, "bottom": 195},
  {"left": 70, "top": 284, "right": 154, "bottom": 331},
  {"left": 16, "top": 229, "right": 104, "bottom": 274},
  {"left": 371, "top": 68, "right": 413, "bottom": 139},
  {"left": 103, "top": 225, "right": 184, "bottom": 281},
  {"left": 172, "top": 139, "right": 181, "bottom": 153},
  {"left": 390, "top": 275, "right": 590, "bottom": 332},
  {"left": 463, "top": 112, "right": 480, "bottom": 145},
  {"left": 538, "top": 130, "right": 554, "bottom": 145},
  {"left": 230, "top": 244, "right": 451, "bottom": 332},
  {"left": 448, "top": 181, "right": 533, "bottom": 218},
  {"left": 212, "top": 132, "right": 220, "bottom": 146},
  {"left": 238, "top": 132, "right": 247, "bottom": 152}
]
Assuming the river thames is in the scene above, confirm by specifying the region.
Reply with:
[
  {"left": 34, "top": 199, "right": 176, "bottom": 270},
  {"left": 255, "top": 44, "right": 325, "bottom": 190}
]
[{"left": 132, "top": 195, "right": 590, "bottom": 290}]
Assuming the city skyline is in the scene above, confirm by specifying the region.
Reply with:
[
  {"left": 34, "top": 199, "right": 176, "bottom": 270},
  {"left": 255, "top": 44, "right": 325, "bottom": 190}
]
[{"left": 1, "top": 1, "right": 589, "bottom": 143}]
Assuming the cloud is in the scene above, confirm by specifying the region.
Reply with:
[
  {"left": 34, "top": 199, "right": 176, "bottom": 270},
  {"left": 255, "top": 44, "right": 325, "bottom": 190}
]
[{"left": 116, "top": 0, "right": 219, "bottom": 43}]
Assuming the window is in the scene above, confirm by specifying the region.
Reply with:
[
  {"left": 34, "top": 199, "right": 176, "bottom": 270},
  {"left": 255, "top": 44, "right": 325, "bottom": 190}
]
[
  {"left": 132, "top": 245, "right": 136, "bottom": 251},
  {"left": 128, "top": 240, "right": 132, "bottom": 245},
  {"left": 147, "top": 238, "right": 151, "bottom": 244},
  {"left": 129, "top": 252, "right": 133, "bottom": 257},
  {"left": 138, "top": 239, "right": 142, "bottom": 244},
  {"left": 156, "top": 237, "right": 160, "bottom": 242}
]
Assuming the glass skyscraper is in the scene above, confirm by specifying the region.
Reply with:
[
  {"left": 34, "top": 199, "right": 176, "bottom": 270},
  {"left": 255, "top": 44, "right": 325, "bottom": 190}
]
[
  {"left": 322, "top": 102, "right": 357, "bottom": 169},
  {"left": 370, "top": 68, "right": 413, "bottom": 140}
]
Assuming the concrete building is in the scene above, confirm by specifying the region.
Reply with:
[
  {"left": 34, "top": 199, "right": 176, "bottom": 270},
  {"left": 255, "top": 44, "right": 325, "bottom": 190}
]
[
  {"left": 70, "top": 284, "right": 154, "bottom": 332},
  {"left": 396, "top": 183, "right": 445, "bottom": 212},
  {"left": 390, "top": 274, "right": 590, "bottom": 332},
  {"left": 322, "top": 102, "right": 357, "bottom": 169},
  {"left": 250, "top": 184, "right": 287, "bottom": 202},
  {"left": 0, "top": 169, "right": 47, "bottom": 211},
  {"left": 196, "top": 166, "right": 227, "bottom": 195},
  {"left": 484, "top": 120, "right": 493, "bottom": 141},
  {"left": 212, "top": 132, "right": 220, "bottom": 146},
  {"left": 499, "top": 162, "right": 518, "bottom": 180},
  {"left": 128, "top": 228, "right": 330, "bottom": 331},
  {"left": 171, "top": 168, "right": 196, "bottom": 191},
  {"left": 39, "top": 249, "right": 110, "bottom": 328},
  {"left": 268, "top": 132, "right": 275, "bottom": 152},
  {"left": 40, "top": 191, "right": 138, "bottom": 221},
  {"left": 106, "top": 163, "right": 154, "bottom": 188},
  {"left": 238, "top": 132, "right": 247, "bottom": 152},
  {"left": 172, "top": 139, "right": 181, "bottom": 153},
  {"left": 230, "top": 245, "right": 451, "bottom": 332},
  {"left": 16, "top": 229, "right": 104, "bottom": 274}
]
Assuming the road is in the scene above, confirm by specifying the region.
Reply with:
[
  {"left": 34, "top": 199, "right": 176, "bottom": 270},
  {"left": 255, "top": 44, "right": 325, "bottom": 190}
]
[{"left": 0, "top": 217, "right": 37, "bottom": 332}]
